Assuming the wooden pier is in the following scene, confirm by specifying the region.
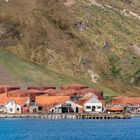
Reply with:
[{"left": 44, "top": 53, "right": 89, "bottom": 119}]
[
  {"left": 77, "top": 113, "right": 130, "bottom": 119},
  {"left": 0, "top": 113, "right": 131, "bottom": 120}
]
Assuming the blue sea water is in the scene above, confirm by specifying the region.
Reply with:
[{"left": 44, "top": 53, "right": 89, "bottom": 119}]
[{"left": 0, "top": 118, "right": 140, "bottom": 140}]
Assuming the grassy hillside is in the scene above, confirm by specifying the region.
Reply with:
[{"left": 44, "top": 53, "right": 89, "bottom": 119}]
[
  {"left": 98, "top": 0, "right": 140, "bottom": 14},
  {"left": 75, "top": 3, "right": 140, "bottom": 84},
  {"left": 0, "top": 48, "right": 122, "bottom": 96},
  {"left": 0, "top": 48, "right": 95, "bottom": 87}
]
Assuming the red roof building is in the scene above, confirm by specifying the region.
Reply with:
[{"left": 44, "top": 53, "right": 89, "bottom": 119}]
[
  {"left": 27, "top": 85, "right": 56, "bottom": 91},
  {"left": 36, "top": 96, "right": 70, "bottom": 108},
  {"left": 6, "top": 89, "right": 46, "bottom": 102},
  {"left": 58, "top": 89, "right": 79, "bottom": 96},
  {"left": 112, "top": 96, "right": 140, "bottom": 106},
  {"left": 43, "top": 89, "right": 58, "bottom": 96},
  {"left": 61, "top": 83, "right": 88, "bottom": 90},
  {"left": 106, "top": 105, "right": 124, "bottom": 112},
  {"left": 0, "top": 85, "right": 20, "bottom": 94},
  {"left": 0, "top": 93, "right": 29, "bottom": 106}
]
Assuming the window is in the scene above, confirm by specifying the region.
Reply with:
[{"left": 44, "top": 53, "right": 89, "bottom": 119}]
[
  {"left": 66, "top": 104, "right": 71, "bottom": 107},
  {"left": 10, "top": 108, "right": 13, "bottom": 112},
  {"left": 97, "top": 106, "right": 102, "bottom": 109},
  {"left": 86, "top": 106, "right": 91, "bottom": 109},
  {"left": 17, "top": 108, "right": 19, "bottom": 111}
]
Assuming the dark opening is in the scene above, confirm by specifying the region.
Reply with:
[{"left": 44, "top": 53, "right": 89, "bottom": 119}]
[
  {"left": 76, "top": 107, "right": 79, "bottom": 113},
  {"left": 38, "top": 106, "right": 42, "bottom": 111},
  {"left": 62, "top": 107, "right": 69, "bottom": 113}
]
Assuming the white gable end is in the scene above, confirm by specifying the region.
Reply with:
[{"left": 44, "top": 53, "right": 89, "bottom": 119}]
[{"left": 4, "top": 100, "right": 22, "bottom": 114}]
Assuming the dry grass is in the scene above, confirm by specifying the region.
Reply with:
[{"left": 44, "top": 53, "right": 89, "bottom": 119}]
[{"left": 0, "top": 0, "right": 140, "bottom": 95}]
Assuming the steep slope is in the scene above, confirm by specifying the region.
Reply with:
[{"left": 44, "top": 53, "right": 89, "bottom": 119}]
[
  {"left": 74, "top": 0, "right": 140, "bottom": 85},
  {"left": 98, "top": 0, "right": 140, "bottom": 14},
  {"left": 0, "top": 48, "right": 96, "bottom": 88},
  {"left": 0, "top": 0, "right": 109, "bottom": 75},
  {"left": 0, "top": 0, "right": 140, "bottom": 95}
]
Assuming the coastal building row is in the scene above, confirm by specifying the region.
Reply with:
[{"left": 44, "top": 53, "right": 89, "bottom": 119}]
[
  {"left": 0, "top": 84, "right": 104, "bottom": 114},
  {"left": 0, "top": 84, "right": 139, "bottom": 114}
]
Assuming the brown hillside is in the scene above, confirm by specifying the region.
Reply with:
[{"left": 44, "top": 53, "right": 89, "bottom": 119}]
[
  {"left": 0, "top": 0, "right": 108, "bottom": 77},
  {"left": 0, "top": 0, "right": 140, "bottom": 95}
]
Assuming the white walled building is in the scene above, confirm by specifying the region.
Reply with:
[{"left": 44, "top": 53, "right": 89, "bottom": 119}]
[
  {"left": 50, "top": 100, "right": 83, "bottom": 113},
  {"left": 4, "top": 100, "right": 22, "bottom": 114},
  {"left": 84, "top": 96, "right": 102, "bottom": 113},
  {"left": 65, "top": 101, "right": 83, "bottom": 113}
]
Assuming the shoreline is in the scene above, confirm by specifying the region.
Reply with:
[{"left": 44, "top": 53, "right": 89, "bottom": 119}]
[
  {"left": 0, "top": 113, "right": 131, "bottom": 120},
  {"left": 131, "top": 114, "right": 140, "bottom": 118}
]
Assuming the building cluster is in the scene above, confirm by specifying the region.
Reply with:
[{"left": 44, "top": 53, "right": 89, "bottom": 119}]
[
  {"left": 0, "top": 84, "right": 105, "bottom": 114},
  {"left": 0, "top": 84, "right": 139, "bottom": 115}
]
